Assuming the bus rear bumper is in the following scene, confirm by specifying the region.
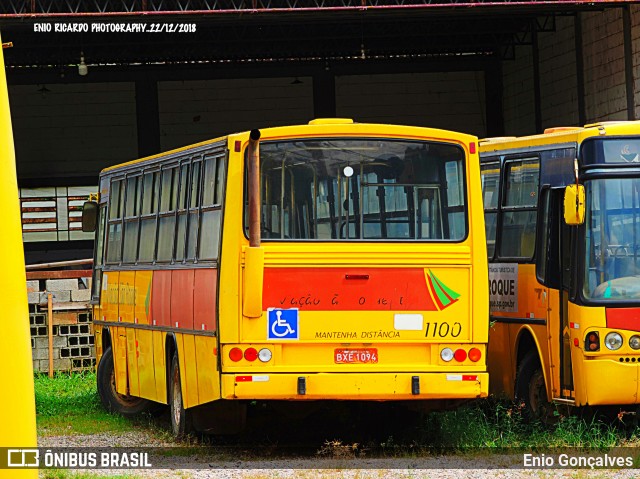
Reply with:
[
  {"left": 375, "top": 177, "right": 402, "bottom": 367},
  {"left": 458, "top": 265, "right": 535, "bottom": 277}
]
[
  {"left": 221, "top": 372, "right": 488, "bottom": 400},
  {"left": 581, "top": 359, "right": 639, "bottom": 406}
]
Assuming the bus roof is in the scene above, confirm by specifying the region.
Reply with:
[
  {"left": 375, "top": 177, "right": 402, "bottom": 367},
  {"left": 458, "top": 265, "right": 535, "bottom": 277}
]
[
  {"left": 479, "top": 120, "right": 640, "bottom": 155},
  {"left": 101, "top": 119, "right": 478, "bottom": 175}
]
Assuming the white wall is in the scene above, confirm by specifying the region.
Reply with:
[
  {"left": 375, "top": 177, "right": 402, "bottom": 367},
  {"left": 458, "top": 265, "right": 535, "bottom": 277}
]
[
  {"left": 502, "top": 44, "right": 536, "bottom": 136},
  {"left": 9, "top": 82, "right": 137, "bottom": 179},
  {"left": 158, "top": 77, "right": 314, "bottom": 151},
  {"left": 336, "top": 72, "right": 487, "bottom": 137},
  {"left": 538, "top": 15, "right": 579, "bottom": 128}
]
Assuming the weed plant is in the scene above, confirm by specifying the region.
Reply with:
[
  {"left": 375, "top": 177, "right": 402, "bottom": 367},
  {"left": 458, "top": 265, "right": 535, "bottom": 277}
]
[
  {"left": 419, "top": 398, "right": 626, "bottom": 450},
  {"left": 35, "top": 372, "right": 101, "bottom": 417},
  {"left": 34, "top": 372, "right": 147, "bottom": 436}
]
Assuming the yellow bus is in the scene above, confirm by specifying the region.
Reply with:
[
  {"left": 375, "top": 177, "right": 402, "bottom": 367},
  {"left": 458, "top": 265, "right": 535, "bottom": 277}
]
[
  {"left": 83, "top": 118, "right": 489, "bottom": 436},
  {"left": 480, "top": 122, "right": 640, "bottom": 419}
]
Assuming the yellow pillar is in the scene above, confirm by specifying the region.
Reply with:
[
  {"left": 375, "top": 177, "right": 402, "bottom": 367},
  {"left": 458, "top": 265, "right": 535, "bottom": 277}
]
[{"left": 0, "top": 33, "right": 38, "bottom": 479}]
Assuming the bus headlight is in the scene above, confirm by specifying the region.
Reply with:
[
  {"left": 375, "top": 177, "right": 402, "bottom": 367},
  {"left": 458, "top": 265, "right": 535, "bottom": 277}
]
[
  {"left": 605, "top": 332, "right": 623, "bottom": 351},
  {"left": 630, "top": 336, "right": 640, "bottom": 350},
  {"left": 440, "top": 348, "right": 454, "bottom": 362}
]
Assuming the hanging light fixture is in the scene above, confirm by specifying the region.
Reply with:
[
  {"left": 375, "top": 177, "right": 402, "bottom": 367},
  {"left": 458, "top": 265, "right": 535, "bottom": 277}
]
[{"left": 78, "top": 52, "right": 88, "bottom": 76}]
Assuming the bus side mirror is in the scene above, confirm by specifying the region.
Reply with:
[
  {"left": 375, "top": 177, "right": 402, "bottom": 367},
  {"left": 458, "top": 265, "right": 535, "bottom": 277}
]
[
  {"left": 82, "top": 201, "right": 98, "bottom": 232},
  {"left": 563, "top": 184, "right": 585, "bottom": 226}
]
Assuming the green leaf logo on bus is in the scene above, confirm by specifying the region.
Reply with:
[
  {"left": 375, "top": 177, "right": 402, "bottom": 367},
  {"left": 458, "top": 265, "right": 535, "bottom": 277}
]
[{"left": 426, "top": 270, "right": 461, "bottom": 311}]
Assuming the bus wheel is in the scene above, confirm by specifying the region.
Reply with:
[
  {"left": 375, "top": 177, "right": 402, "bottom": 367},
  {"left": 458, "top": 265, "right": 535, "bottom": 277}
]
[
  {"left": 516, "top": 351, "right": 556, "bottom": 424},
  {"left": 97, "top": 347, "right": 151, "bottom": 417},
  {"left": 169, "top": 352, "right": 192, "bottom": 437}
]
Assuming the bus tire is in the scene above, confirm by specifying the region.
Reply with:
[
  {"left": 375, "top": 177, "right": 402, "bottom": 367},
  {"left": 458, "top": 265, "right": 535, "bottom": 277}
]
[
  {"left": 169, "top": 351, "right": 192, "bottom": 437},
  {"left": 97, "top": 347, "right": 151, "bottom": 417},
  {"left": 515, "top": 350, "right": 555, "bottom": 424}
]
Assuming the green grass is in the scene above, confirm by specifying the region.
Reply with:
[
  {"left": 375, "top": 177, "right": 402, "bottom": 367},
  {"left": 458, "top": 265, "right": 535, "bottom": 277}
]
[
  {"left": 34, "top": 372, "right": 138, "bottom": 436},
  {"left": 411, "top": 399, "right": 634, "bottom": 451},
  {"left": 35, "top": 373, "right": 640, "bottom": 454}
]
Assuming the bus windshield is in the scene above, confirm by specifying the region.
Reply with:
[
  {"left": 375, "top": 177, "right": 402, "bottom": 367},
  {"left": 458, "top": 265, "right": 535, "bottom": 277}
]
[
  {"left": 584, "top": 177, "right": 640, "bottom": 300},
  {"left": 253, "top": 138, "right": 467, "bottom": 241}
]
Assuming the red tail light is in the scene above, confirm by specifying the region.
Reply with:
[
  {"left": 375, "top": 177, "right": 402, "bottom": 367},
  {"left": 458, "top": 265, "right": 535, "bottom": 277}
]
[
  {"left": 468, "top": 348, "right": 481, "bottom": 362},
  {"left": 244, "top": 348, "right": 258, "bottom": 362},
  {"left": 454, "top": 349, "right": 467, "bottom": 362},
  {"left": 229, "top": 347, "right": 243, "bottom": 362},
  {"left": 585, "top": 332, "right": 600, "bottom": 352}
]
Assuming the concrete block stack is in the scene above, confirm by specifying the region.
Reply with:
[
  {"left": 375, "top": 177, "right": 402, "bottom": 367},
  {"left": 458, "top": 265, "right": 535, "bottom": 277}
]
[{"left": 28, "top": 277, "right": 95, "bottom": 373}]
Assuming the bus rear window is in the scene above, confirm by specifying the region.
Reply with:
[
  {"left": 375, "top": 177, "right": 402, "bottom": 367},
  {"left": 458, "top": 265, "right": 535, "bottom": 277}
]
[{"left": 247, "top": 138, "right": 467, "bottom": 241}]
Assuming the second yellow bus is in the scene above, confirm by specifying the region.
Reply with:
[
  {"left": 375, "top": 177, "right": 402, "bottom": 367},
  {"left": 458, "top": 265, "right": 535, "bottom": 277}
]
[{"left": 481, "top": 122, "right": 640, "bottom": 419}]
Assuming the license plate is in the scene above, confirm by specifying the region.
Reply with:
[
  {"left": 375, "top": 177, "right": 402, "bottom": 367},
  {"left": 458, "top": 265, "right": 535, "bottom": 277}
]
[{"left": 334, "top": 348, "right": 378, "bottom": 364}]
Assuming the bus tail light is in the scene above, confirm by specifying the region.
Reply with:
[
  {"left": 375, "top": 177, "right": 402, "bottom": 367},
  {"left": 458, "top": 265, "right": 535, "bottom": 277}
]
[
  {"left": 440, "top": 348, "right": 454, "bottom": 362},
  {"left": 468, "top": 348, "right": 481, "bottom": 362},
  {"left": 244, "top": 348, "right": 258, "bottom": 361},
  {"left": 585, "top": 332, "right": 600, "bottom": 352},
  {"left": 258, "top": 348, "right": 273, "bottom": 362},
  {"left": 229, "top": 347, "right": 243, "bottom": 362},
  {"left": 454, "top": 349, "right": 467, "bottom": 362}
]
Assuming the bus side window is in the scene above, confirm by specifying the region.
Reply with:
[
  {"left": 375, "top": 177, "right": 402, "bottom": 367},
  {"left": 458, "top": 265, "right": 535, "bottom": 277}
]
[
  {"left": 106, "top": 179, "right": 123, "bottom": 264},
  {"left": 480, "top": 162, "right": 499, "bottom": 258},
  {"left": 499, "top": 158, "right": 539, "bottom": 260},
  {"left": 199, "top": 155, "right": 224, "bottom": 261},
  {"left": 157, "top": 166, "right": 178, "bottom": 262},
  {"left": 122, "top": 175, "right": 141, "bottom": 264},
  {"left": 175, "top": 161, "right": 190, "bottom": 263},
  {"left": 186, "top": 161, "right": 202, "bottom": 260},
  {"left": 139, "top": 170, "right": 159, "bottom": 262}
]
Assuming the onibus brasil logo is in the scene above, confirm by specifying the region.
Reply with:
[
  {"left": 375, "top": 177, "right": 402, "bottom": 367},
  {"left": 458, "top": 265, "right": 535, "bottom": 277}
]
[{"left": 426, "top": 270, "right": 460, "bottom": 311}]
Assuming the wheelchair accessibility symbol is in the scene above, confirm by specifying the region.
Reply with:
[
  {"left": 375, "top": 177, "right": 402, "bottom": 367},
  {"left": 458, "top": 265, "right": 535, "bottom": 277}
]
[{"left": 267, "top": 308, "right": 299, "bottom": 340}]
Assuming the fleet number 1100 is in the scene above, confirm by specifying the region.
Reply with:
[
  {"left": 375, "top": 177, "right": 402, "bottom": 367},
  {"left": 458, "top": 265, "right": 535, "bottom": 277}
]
[{"left": 425, "top": 322, "right": 462, "bottom": 338}]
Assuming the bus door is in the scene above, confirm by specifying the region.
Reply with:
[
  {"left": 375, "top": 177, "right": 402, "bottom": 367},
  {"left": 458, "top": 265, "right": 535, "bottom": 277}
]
[{"left": 541, "top": 187, "right": 574, "bottom": 401}]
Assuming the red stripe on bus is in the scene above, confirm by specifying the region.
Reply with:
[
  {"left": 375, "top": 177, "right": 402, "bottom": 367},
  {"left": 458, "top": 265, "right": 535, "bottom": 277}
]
[
  {"left": 606, "top": 308, "right": 640, "bottom": 332},
  {"left": 262, "top": 268, "right": 436, "bottom": 311}
]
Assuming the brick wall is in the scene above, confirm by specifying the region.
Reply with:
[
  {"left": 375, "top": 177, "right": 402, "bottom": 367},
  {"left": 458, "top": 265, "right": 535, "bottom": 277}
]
[
  {"left": 158, "top": 77, "right": 314, "bottom": 151},
  {"left": 335, "top": 72, "right": 487, "bottom": 137},
  {"left": 27, "top": 278, "right": 94, "bottom": 373},
  {"left": 582, "top": 8, "right": 628, "bottom": 122},
  {"left": 503, "top": 16, "right": 579, "bottom": 136},
  {"left": 9, "top": 82, "right": 138, "bottom": 179},
  {"left": 504, "top": 10, "right": 630, "bottom": 135},
  {"left": 631, "top": 4, "right": 640, "bottom": 119}
]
